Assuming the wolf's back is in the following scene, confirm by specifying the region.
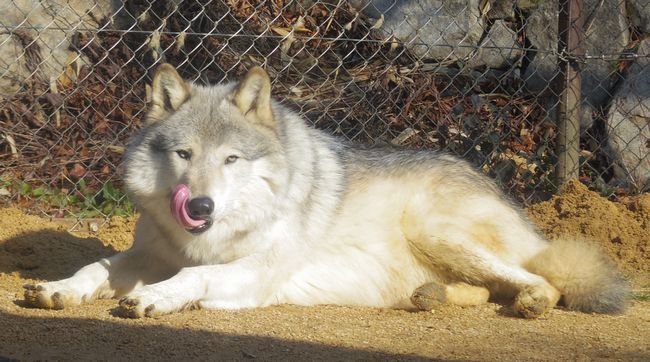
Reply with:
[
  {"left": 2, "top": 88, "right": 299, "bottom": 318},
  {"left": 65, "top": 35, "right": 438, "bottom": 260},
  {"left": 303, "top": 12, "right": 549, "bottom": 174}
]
[{"left": 524, "top": 238, "right": 629, "bottom": 314}]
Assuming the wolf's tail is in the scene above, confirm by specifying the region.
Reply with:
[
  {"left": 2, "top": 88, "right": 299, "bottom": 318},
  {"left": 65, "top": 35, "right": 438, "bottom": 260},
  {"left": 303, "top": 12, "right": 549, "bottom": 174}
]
[{"left": 524, "top": 238, "right": 629, "bottom": 314}]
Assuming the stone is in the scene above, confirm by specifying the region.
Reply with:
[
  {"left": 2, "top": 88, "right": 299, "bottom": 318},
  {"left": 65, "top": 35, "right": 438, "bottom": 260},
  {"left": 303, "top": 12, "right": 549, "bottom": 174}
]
[
  {"left": 350, "top": 0, "right": 484, "bottom": 62},
  {"left": 605, "top": 39, "right": 650, "bottom": 191},
  {"left": 486, "top": 0, "right": 516, "bottom": 20},
  {"left": 467, "top": 20, "right": 522, "bottom": 69},
  {"left": 523, "top": 0, "right": 630, "bottom": 130},
  {"left": 627, "top": 0, "right": 650, "bottom": 34},
  {"left": 0, "top": 0, "right": 120, "bottom": 94}
]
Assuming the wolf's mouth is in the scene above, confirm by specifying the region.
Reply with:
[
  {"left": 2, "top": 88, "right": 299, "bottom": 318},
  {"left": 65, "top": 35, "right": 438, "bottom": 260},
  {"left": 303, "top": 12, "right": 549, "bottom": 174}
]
[
  {"left": 187, "top": 218, "right": 212, "bottom": 234},
  {"left": 171, "top": 184, "right": 213, "bottom": 234}
]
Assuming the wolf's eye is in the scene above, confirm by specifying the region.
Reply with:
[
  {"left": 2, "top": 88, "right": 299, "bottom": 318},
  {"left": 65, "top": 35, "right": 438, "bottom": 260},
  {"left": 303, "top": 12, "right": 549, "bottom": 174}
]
[
  {"left": 176, "top": 150, "right": 192, "bottom": 160},
  {"left": 225, "top": 155, "right": 239, "bottom": 165}
]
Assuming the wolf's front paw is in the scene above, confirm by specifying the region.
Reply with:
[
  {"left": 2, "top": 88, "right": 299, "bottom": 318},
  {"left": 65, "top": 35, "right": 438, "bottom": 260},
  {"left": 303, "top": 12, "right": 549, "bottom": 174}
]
[
  {"left": 117, "top": 296, "right": 156, "bottom": 318},
  {"left": 23, "top": 282, "right": 83, "bottom": 310},
  {"left": 116, "top": 286, "right": 194, "bottom": 318}
]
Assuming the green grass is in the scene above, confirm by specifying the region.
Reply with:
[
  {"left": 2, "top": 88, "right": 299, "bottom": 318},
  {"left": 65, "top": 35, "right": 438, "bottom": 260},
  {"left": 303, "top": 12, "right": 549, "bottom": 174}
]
[
  {"left": 2, "top": 175, "right": 135, "bottom": 218},
  {"left": 632, "top": 291, "right": 650, "bottom": 302}
]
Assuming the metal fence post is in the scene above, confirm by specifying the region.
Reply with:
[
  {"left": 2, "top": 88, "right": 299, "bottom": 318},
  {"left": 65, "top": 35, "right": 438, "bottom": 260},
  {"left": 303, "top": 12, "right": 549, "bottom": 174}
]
[{"left": 556, "top": 0, "right": 584, "bottom": 187}]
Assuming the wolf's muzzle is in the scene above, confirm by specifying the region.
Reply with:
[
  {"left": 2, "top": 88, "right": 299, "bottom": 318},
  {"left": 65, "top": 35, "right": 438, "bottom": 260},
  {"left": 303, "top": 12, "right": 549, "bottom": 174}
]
[{"left": 171, "top": 185, "right": 213, "bottom": 234}]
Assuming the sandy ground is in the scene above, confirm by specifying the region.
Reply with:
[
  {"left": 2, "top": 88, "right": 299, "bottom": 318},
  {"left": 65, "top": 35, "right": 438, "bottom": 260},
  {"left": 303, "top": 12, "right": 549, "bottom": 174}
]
[{"left": 0, "top": 181, "right": 649, "bottom": 361}]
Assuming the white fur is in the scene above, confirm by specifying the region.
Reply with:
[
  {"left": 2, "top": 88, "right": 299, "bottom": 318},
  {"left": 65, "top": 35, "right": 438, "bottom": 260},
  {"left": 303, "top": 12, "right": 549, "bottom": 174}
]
[{"left": 24, "top": 66, "right": 628, "bottom": 318}]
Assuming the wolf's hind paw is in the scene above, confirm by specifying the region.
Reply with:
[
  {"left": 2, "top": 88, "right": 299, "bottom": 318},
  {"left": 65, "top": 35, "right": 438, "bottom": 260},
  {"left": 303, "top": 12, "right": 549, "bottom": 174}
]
[
  {"left": 411, "top": 282, "right": 446, "bottom": 310},
  {"left": 411, "top": 282, "right": 490, "bottom": 310},
  {"left": 514, "top": 293, "right": 547, "bottom": 318},
  {"left": 513, "top": 284, "right": 559, "bottom": 318}
]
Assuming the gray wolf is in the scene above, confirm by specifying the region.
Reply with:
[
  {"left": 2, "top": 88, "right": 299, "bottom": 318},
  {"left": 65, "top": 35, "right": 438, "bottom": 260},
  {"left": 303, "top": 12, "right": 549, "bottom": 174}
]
[{"left": 24, "top": 64, "right": 629, "bottom": 318}]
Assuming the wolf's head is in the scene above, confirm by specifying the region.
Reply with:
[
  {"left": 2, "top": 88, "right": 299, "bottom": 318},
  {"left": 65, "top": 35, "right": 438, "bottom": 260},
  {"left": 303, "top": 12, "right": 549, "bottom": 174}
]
[{"left": 124, "top": 64, "right": 290, "bottom": 237}]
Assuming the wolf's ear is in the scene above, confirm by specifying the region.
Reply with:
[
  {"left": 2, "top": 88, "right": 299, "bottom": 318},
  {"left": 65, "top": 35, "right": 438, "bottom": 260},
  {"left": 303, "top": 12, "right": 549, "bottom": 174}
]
[
  {"left": 232, "top": 67, "right": 273, "bottom": 126},
  {"left": 147, "top": 63, "right": 191, "bottom": 122}
]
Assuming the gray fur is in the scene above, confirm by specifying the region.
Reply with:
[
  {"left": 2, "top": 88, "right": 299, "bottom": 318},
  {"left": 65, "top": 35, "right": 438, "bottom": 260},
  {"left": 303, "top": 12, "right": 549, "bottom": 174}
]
[
  {"left": 124, "top": 71, "right": 628, "bottom": 315},
  {"left": 23, "top": 65, "right": 629, "bottom": 318}
]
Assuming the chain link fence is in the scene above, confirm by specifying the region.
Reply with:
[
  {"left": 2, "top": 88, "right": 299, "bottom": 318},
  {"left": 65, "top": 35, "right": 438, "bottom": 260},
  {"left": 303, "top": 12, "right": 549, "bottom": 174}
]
[{"left": 1, "top": 0, "right": 649, "bottom": 222}]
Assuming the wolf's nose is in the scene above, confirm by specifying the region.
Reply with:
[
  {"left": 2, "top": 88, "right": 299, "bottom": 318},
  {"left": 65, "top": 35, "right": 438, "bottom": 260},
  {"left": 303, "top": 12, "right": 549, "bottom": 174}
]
[{"left": 187, "top": 197, "right": 214, "bottom": 218}]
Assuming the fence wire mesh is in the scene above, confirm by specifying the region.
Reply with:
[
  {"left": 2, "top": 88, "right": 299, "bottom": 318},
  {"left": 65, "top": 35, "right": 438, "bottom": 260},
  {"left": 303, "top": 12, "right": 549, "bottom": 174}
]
[{"left": 0, "top": 0, "right": 649, "bottom": 222}]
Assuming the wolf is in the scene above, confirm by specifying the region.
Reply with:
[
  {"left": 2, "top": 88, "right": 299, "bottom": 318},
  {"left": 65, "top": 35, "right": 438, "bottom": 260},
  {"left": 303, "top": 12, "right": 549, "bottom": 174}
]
[{"left": 24, "top": 64, "right": 629, "bottom": 318}]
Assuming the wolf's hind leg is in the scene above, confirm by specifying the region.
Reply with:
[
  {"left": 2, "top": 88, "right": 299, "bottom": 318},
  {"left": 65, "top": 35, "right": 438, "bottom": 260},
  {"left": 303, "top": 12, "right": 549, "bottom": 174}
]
[
  {"left": 410, "top": 239, "right": 560, "bottom": 317},
  {"left": 411, "top": 281, "right": 490, "bottom": 310},
  {"left": 409, "top": 237, "right": 560, "bottom": 317},
  {"left": 402, "top": 196, "right": 560, "bottom": 318},
  {"left": 24, "top": 248, "right": 173, "bottom": 309}
]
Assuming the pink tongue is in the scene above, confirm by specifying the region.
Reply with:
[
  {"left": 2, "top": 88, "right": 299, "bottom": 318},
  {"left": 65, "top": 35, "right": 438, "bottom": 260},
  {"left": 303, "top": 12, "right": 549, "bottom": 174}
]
[{"left": 171, "top": 184, "right": 207, "bottom": 229}]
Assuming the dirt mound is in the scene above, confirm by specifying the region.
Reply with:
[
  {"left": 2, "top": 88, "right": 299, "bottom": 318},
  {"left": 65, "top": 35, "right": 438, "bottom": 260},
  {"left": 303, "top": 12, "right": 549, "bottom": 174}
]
[{"left": 526, "top": 180, "right": 649, "bottom": 284}]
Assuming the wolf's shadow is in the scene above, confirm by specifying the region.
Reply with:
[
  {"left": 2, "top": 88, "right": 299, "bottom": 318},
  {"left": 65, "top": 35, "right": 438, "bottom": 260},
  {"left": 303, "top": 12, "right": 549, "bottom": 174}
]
[{"left": 0, "top": 230, "right": 118, "bottom": 281}]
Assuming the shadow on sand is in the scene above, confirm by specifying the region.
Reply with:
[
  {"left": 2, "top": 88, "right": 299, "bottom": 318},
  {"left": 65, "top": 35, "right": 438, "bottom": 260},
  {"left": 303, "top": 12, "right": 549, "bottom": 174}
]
[
  {"left": 0, "top": 229, "right": 117, "bottom": 281},
  {"left": 0, "top": 310, "right": 443, "bottom": 360}
]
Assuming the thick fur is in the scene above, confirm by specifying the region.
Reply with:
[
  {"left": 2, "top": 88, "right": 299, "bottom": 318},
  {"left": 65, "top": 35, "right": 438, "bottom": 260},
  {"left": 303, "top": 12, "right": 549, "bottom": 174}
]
[
  {"left": 524, "top": 238, "right": 629, "bottom": 313},
  {"left": 24, "top": 64, "right": 629, "bottom": 318}
]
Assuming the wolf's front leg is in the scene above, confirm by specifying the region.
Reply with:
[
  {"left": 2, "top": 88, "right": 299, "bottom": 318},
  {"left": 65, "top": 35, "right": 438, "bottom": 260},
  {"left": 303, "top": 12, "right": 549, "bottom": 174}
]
[
  {"left": 117, "top": 256, "right": 270, "bottom": 318},
  {"left": 23, "top": 247, "right": 176, "bottom": 309}
]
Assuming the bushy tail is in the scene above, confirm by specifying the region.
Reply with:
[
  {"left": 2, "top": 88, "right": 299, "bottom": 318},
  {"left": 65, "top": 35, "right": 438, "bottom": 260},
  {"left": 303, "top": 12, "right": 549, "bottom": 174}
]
[{"left": 524, "top": 238, "right": 630, "bottom": 314}]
